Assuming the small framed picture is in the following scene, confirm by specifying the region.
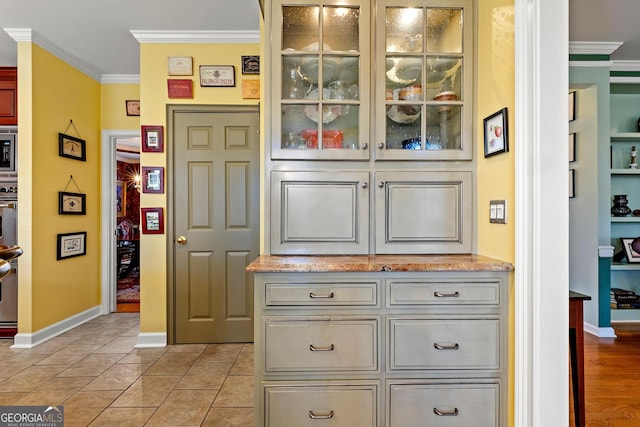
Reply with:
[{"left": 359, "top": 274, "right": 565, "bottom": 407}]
[
  {"left": 483, "top": 108, "right": 509, "bottom": 158},
  {"left": 141, "top": 207, "right": 164, "bottom": 234},
  {"left": 569, "top": 91, "right": 576, "bottom": 122},
  {"left": 168, "top": 56, "right": 193, "bottom": 76},
  {"left": 569, "top": 133, "right": 576, "bottom": 162},
  {"left": 125, "top": 100, "right": 140, "bottom": 116},
  {"left": 59, "top": 191, "right": 86, "bottom": 215},
  {"left": 57, "top": 231, "right": 87, "bottom": 260},
  {"left": 58, "top": 133, "right": 86, "bottom": 161},
  {"left": 142, "top": 166, "right": 164, "bottom": 194},
  {"left": 569, "top": 169, "right": 575, "bottom": 198},
  {"left": 621, "top": 238, "right": 640, "bottom": 263},
  {"left": 200, "top": 65, "right": 235, "bottom": 87},
  {"left": 141, "top": 125, "right": 164, "bottom": 152},
  {"left": 116, "top": 180, "right": 126, "bottom": 217},
  {"left": 241, "top": 55, "right": 260, "bottom": 74}
]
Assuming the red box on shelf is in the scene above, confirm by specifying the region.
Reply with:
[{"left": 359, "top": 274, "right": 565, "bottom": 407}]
[{"left": 301, "top": 129, "right": 343, "bottom": 149}]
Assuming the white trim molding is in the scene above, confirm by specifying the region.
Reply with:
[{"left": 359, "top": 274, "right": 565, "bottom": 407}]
[
  {"left": 611, "top": 60, "right": 640, "bottom": 72},
  {"left": 136, "top": 333, "right": 167, "bottom": 348},
  {"left": 101, "top": 74, "right": 140, "bottom": 84},
  {"left": 130, "top": 30, "right": 260, "bottom": 44},
  {"left": 11, "top": 306, "right": 102, "bottom": 349},
  {"left": 569, "top": 41, "right": 623, "bottom": 56}
]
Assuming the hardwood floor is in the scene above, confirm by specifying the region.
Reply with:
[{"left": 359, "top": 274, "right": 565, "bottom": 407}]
[{"left": 571, "top": 323, "right": 640, "bottom": 426}]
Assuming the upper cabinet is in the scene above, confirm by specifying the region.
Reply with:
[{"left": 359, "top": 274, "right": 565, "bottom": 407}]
[
  {"left": 268, "top": 0, "right": 473, "bottom": 161},
  {"left": 0, "top": 68, "right": 17, "bottom": 126}
]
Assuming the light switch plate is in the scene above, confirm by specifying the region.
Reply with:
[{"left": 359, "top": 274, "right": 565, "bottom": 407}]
[{"left": 490, "top": 200, "right": 507, "bottom": 224}]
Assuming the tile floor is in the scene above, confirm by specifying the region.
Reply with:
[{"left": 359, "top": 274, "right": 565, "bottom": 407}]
[{"left": 0, "top": 313, "right": 254, "bottom": 426}]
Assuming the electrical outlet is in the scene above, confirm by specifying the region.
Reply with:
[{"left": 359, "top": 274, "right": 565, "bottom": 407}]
[{"left": 490, "top": 200, "right": 507, "bottom": 224}]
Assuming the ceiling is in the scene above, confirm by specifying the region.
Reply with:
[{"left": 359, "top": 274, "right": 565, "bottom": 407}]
[{"left": 0, "top": 0, "right": 638, "bottom": 78}]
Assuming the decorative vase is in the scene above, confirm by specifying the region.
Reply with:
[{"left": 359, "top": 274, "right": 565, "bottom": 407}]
[{"left": 612, "top": 194, "right": 632, "bottom": 217}]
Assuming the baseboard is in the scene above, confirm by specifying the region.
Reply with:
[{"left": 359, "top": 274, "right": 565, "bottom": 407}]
[
  {"left": 136, "top": 332, "right": 166, "bottom": 348},
  {"left": 11, "top": 306, "right": 102, "bottom": 349},
  {"left": 584, "top": 321, "right": 616, "bottom": 338}
]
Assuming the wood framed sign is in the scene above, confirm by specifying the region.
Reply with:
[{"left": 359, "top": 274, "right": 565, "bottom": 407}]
[
  {"left": 58, "top": 133, "right": 86, "bottom": 161},
  {"left": 141, "top": 207, "right": 164, "bottom": 234},
  {"left": 125, "top": 100, "right": 140, "bottom": 116},
  {"left": 59, "top": 191, "right": 86, "bottom": 215},
  {"left": 167, "top": 79, "right": 193, "bottom": 98},
  {"left": 141, "top": 125, "right": 164, "bottom": 152},
  {"left": 199, "top": 65, "right": 235, "bottom": 87},
  {"left": 141, "top": 166, "right": 164, "bottom": 194}
]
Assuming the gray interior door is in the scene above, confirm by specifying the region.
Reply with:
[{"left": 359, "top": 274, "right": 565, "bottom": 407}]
[{"left": 173, "top": 106, "right": 259, "bottom": 343}]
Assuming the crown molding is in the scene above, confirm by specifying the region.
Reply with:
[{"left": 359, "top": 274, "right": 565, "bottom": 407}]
[
  {"left": 101, "top": 74, "right": 140, "bottom": 84},
  {"left": 130, "top": 30, "right": 260, "bottom": 44},
  {"left": 610, "top": 60, "right": 640, "bottom": 73},
  {"left": 569, "top": 41, "right": 623, "bottom": 55},
  {"left": 4, "top": 27, "right": 102, "bottom": 82}
]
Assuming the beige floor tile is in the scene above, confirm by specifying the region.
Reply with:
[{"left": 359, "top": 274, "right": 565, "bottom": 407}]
[
  {"left": 11, "top": 387, "right": 77, "bottom": 405},
  {"left": 34, "top": 351, "right": 88, "bottom": 366},
  {"left": 82, "top": 363, "right": 147, "bottom": 391},
  {"left": 213, "top": 376, "right": 254, "bottom": 408},
  {"left": 175, "top": 363, "right": 230, "bottom": 390},
  {"left": 111, "top": 375, "right": 182, "bottom": 407},
  {"left": 88, "top": 407, "right": 156, "bottom": 427},
  {"left": 0, "top": 365, "right": 69, "bottom": 392},
  {"left": 167, "top": 343, "right": 208, "bottom": 353},
  {"left": 1, "top": 353, "right": 50, "bottom": 376},
  {"left": 63, "top": 406, "right": 107, "bottom": 427},
  {"left": 145, "top": 351, "right": 201, "bottom": 376},
  {"left": 63, "top": 390, "right": 122, "bottom": 409},
  {"left": 145, "top": 389, "right": 217, "bottom": 427},
  {"left": 197, "top": 344, "right": 243, "bottom": 364},
  {"left": 202, "top": 407, "right": 254, "bottom": 427},
  {"left": 94, "top": 336, "right": 139, "bottom": 354},
  {"left": 0, "top": 391, "right": 27, "bottom": 405},
  {"left": 37, "top": 376, "right": 94, "bottom": 392},
  {"left": 57, "top": 353, "right": 126, "bottom": 377},
  {"left": 117, "top": 348, "right": 167, "bottom": 365},
  {"left": 229, "top": 350, "right": 253, "bottom": 376}
]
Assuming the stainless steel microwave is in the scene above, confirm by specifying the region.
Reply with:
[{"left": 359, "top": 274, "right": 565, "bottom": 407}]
[{"left": 0, "top": 133, "right": 16, "bottom": 173}]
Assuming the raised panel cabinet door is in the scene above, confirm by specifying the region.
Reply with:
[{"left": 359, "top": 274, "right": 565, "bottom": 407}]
[
  {"left": 375, "top": 170, "right": 472, "bottom": 254},
  {"left": 270, "top": 170, "right": 370, "bottom": 254}
]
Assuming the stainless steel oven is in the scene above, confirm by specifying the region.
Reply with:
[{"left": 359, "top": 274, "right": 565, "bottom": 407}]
[{"left": 0, "top": 181, "right": 18, "bottom": 331}]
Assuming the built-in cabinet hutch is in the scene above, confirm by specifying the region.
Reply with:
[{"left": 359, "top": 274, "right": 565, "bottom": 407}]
[{"left": 248, "top": 1, "right": 512, "bottom": 425}]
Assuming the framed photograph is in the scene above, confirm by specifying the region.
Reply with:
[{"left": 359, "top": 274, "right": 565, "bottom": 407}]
[
  {"left": 241, "top": 55, "right": 260, "bottom": 74},
  {"left": 116, "top": 180, "right": 126, "bottom": 217},
  {"left": 142, "top": 166, "right": 164, "bottom": 194},
  {"left": 58, "top": 133, "right": 86, "bottom": 161},
  {"left": 621, "top": 238, "right": 640, "bottom": 263},
  {"left": 569, "top": 91, "right": 576, "bottom": 122},
  {"left": 125, "top": 100, "right": 140, "bottom": 116},
  {"left": 569, "top": 169, "right": 575, "bottom": 198},
  {"left": 141, "top": 207, "right": 164, "bottom": 234},
  {"left": 168, "top": 56, "right": 193, "bottom": 76},
  {"left": 58, "top": 191, "right": 86, "bottom": 215},
  {"left": 57, "top": 231, "right": 87, "bottom": 260},
  {"left": 569, "top": 133, "right": 576, "bottom": 162},
  {"left": 141, "top": 125, "right": 164, "bottom": 152},
  {"left": 200, "top": 65, "right": 235, "bottom": 87},
  {"left": 483, "top": 108, "right": 509, "bottom": 157}
]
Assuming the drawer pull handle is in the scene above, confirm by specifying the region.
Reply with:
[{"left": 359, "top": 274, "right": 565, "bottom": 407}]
[
  {"left": 309, "top": 344, "right": 335, "bottom": 351},
  {"left": 434, "top": 342, "right": 460, "bottom": 350},
  {"left": 433, "top": 407, "right": 459, "bottom": 416},
  {"left": 434, "top": 291, "right": 460, "bottom": 298},
  {"left": 309, "top": 292, "right": 335, "bottom": 299},
  {"left": 309, "top": 410, "right": 334, "bottom": 419}
]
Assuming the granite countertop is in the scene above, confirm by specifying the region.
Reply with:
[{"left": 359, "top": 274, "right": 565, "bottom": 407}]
[{"left": 246, "top": 254, "right": 514, "bottom": 273}]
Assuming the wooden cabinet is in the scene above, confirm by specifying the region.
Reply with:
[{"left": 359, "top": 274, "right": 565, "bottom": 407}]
[
  {"left": 250, "top": 260, "right": 510, "bottom": 427},
  {"left": 0, "top": 68, "right": 17, "bottom": 126}
]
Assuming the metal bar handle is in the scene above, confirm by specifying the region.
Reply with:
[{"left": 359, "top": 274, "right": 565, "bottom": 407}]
[
  {"left": 309, "top": 410, "right": 334, "bottom": 419},
  {"left": 433, "top": 291, "right": 460, "bottom": 298},
  {"left": 433, "top": 407, "right": 459, "bottom": 416},
  {"left": 0, "top": 203, "right": 16, "bottom": 208},
  {"left": 309, "top": 291, "right": 335, "bottom": 299},
  {"left": 433, "top": 342, "right": 460, "bottom": 350},
  {"left": 309, "top": 344, "right": 335, "bottom": 352}
]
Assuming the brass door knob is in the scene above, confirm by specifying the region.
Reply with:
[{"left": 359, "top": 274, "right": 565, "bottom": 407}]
[{"left": 176, "top": 236, "right": 187, "bottom": 244}]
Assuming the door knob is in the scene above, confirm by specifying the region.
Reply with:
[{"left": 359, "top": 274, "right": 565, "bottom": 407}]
[{"left": 176, "top": 236, "right": 187, "bottom": 244}]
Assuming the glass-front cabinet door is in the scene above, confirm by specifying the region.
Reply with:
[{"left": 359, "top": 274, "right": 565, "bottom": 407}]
[
  {"left": 375, "top": 0, "right": 473, "bottom": 160},
  {"left": 271, "top": 0, "right": 370, "bottom": 160}
]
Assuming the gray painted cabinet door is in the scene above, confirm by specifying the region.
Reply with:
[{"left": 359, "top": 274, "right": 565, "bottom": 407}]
[{"left": 270, "top": 170, "right": 370, "bottom": 254}]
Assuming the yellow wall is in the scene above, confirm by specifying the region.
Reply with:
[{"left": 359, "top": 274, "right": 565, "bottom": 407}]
[
  {"left": 138, "top": 43, "right": 260, "bottom": 334},
  {"left": 101, "top": 83, "right": 140, "bottom": 130},
  {"left": 17, "top": 44, "right": 102, "bottom": 332},
  {"left": 476, "top": 1, "right": 515, "bottom": 425}
]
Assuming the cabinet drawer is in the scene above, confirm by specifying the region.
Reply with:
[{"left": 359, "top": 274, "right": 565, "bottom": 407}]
[
  {"left": 266, "top": 384, "right": 377, "bottom": 427},
  {"left": 388, "top": 318, "right": 500, "bottom": 370},
  {"left": 266, "top": 281, "right": 378, "bottom": 306},
  {"left": 388, "top": 279, "right": 500, "bottom": 306},
  {"left": 265, "top": 318, "right": 378, "bottom": 372},
  {"left": 389, "top": 383, "right": 498, "bottom": 427}
]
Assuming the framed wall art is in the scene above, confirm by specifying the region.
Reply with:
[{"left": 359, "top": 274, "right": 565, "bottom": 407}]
[
  {"left": 569, "top": 133, "right": 576, "bottom": 162},
  {"left": 200, "top": 65, "right": 235, "bottom": 87},
  {"left": 58, "top": 191, "right": 86, "bottom": 215},
  {"left": 125, "top": 100, "right": 140, "bottom": 116},
  {"left": 483, "top": 108, "right": 509, "bottom": 157},
  {"left": 569, "top": 91, "right": 576, "bottom": 121},
  {"left": 141, "top": 207, "right": 164, "bottom": 234},
  {"left": 241, "top": 55, "right": 260, "bottom": 74},
  {"left": 58, "top": 133, "right": 86, "bottom": 161},
  {"left": 116, "top": 180, "right": 126, "bottom": 217},
  {"left": 141, "top": 125, "right": 164, "bottom": 152},
  {"left": 569, "top": 169, "right": 575, "bottom": 198},
  {"left": 168, "top": 56, "right": 193, "bottom": 76},
  {"left": 57, "top": 231, "right": 87, "bottom": 260},
  {"left": 142, "top": 166, "right": 164, "bottom": 194},
  {"left": 621, "top": 237, "right": 640, "bottom": 263}
]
